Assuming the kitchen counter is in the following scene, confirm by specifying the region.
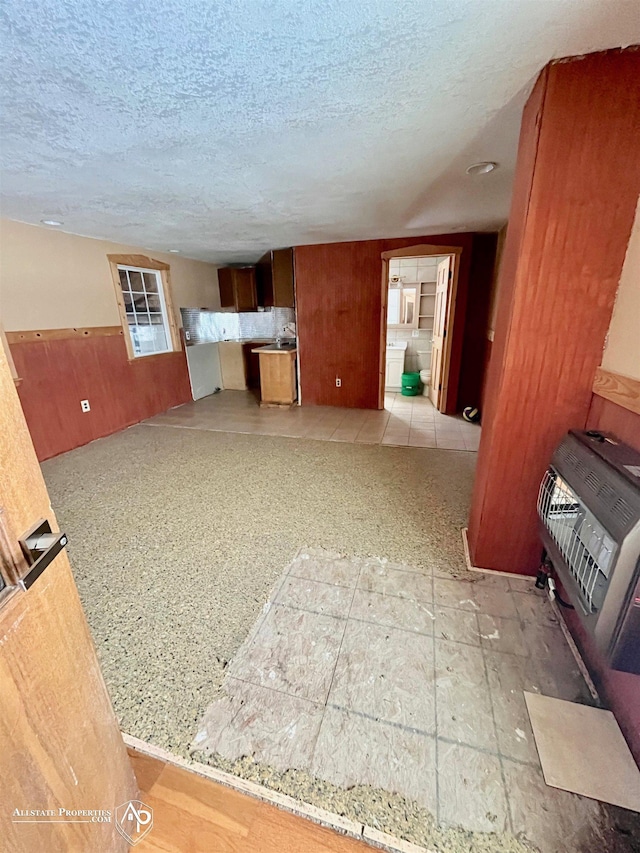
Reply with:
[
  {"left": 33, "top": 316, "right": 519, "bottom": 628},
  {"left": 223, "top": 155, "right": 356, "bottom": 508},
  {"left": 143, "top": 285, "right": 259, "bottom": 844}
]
[{"left": 250, "top": 343, "right": 297, "bottom": 354}]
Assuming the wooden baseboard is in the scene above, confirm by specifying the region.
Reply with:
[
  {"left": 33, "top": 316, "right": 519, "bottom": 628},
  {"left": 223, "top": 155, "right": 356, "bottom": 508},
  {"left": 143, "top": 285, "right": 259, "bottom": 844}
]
[
  {"left": 6, "top": 326, "right": 123, "bottom": 344},
  {"left": 592, "top": 367, "right": 640, "bottom": 416}
]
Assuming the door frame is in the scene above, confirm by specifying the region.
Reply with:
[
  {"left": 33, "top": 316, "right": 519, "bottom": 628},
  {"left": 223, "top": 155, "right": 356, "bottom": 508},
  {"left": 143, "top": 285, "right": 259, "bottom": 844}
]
[{"left": 379, "top": 244, "right": 463, "bottom": 411}]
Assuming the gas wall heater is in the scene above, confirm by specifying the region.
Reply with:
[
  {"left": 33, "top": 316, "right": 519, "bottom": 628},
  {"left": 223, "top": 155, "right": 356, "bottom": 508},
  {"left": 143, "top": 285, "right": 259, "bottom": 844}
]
[{"left": 537, "top": 430, "right": 640, "bottom": 675}]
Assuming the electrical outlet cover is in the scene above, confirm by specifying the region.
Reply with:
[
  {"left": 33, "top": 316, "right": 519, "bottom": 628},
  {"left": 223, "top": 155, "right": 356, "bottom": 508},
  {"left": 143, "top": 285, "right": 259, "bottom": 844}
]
[{"left": 81, "top": 399, "right": 90, "bottom": 412}]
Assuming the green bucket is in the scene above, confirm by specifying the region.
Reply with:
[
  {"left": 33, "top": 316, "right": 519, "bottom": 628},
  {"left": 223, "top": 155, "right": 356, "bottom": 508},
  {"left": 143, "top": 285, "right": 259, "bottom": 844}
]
[{"left": 401, "top": 371, "right": 421, "bottom": 397}]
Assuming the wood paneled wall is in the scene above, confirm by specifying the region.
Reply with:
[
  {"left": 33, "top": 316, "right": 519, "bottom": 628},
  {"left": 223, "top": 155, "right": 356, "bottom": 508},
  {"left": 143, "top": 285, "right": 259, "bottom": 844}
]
[
  {"left": 294, "top": 233, "right": 477, "bottom": 411},
  {"left": 468, "top": 48, "right": 640, "bottom": 575},
  {"left": 11, "top": 330, "right": 192, "bottom": 460},
  {"left": 456, "top": 233, "right": 497, "bottom": 410}
]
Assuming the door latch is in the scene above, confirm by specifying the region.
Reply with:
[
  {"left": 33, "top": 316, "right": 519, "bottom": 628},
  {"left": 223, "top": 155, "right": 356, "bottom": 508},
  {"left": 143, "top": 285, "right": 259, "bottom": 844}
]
[{"left": 18, "top": 519, "right": 68, "bottom": 590}]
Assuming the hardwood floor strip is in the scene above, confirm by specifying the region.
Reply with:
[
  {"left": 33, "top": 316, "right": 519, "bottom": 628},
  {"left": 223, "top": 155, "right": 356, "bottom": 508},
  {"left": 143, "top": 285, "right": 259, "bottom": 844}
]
[{"left": 128, "top": 746, "right": 376, "bottom": 852}]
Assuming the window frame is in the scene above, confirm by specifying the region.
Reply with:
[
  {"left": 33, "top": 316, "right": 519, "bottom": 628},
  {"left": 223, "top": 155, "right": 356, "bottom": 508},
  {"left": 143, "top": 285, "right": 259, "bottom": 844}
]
[{"left": 107, "top": 254, "right": 181, "bottom": 360}]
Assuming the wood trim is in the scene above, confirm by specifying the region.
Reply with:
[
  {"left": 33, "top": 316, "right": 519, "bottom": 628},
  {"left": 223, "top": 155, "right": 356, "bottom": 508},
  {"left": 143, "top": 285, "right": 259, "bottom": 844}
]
[
  {"left": 380, "top": 244, "right": 463, "bottom": 260},
  {"left": 107, "top": 256, "right": 181, "bottom": 361},
  {"left": 6, "top": 326, "right": 123, "bottom": 344},
  {"left": 1, "top": 325, "right": 20, "bottom": 383},
  {"left": 106, "top": 253, "right": 170, "bottom": 271},
  {"left": 592, "top": 367, "right": 640, "bottom": 415},
  {"left": 378, "top": 247, "right": 461, "bottom": 413}
]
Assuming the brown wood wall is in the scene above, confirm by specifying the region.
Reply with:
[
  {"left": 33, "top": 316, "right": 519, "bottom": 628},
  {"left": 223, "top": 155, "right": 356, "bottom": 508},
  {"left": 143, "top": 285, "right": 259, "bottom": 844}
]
[
  {"left": 294, "top": 232, "right": 480, "bottom": 411},
  {"left": 11, "top": 332, "right": 192, "bottom": 460},
  {"left": 468, "top": 47, "right": 640, "bottom": 575}
]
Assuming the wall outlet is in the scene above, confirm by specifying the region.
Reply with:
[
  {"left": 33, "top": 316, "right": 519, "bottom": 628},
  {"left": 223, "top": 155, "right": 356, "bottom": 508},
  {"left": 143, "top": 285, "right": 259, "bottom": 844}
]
[
  {"left": 335, "top": 377, "right": 342, "bottom": 387},
  {"left": 185, "top": 330, "right": 191, "bottom": 341},
  {"left": 81, "top": 399, "right": 90, "bottom": 413},
  {"left": 412, "top": 329, "right": 420, "bottom": 338}
]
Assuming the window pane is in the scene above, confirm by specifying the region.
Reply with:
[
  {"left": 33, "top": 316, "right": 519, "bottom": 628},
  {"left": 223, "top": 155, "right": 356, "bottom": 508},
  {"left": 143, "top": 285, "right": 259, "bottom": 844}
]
[
  {"left": 149, "top": 312, "right": 164, "bottom": 324},
  {"left": 131, "top": 293, "right": 148, "bottom": 311},
  {"left": 143, "top": 272, "right": 159, "bottom": 292},
  {"left": 118, "top": 269, "right": 129, "bottom": 289},
  {"left": 128, "top": 271, "right": 143, "bottom": 290},
  {"left": 146, "top": 293, "right": 161, "bottom": 312},
  {"left": 122, "top": 291, "right": 133, "bottom": 309}
]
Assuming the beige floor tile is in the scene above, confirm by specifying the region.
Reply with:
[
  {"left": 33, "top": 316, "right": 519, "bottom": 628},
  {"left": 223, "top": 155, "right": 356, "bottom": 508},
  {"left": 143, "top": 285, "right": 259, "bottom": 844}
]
[
  {"left": 502, "top": 758, "right": 605, "bottom": 852},
  {"left": 433, "top": 577, "right": 519, "bottom": 618},
  {"left": 359, "top": 563, "right": 432, "bottom": 602},
  {"left": 408, "top": 430, "right": 437, "bottom": 448},
  {"left": 195, "top": 677, "right": 323, "bottom": 772},
  {"left": 433, "top": 604, "right": 480, "bottom": 645},
  {"left": 435, "top": 639, "right": 497, "bottom": 750},
  {"left": 227, "top": 605, "right": 346, "bottom": 703},
  {"left": 512, "top": 589, "right": 558, "bottom": 626},
  {"left": 437, "top": 741, "right": 509, "bottom": 833},
  {"left": 435, "top": 438, "right": 467, "bottom": 450},
  {"left": 312, "top": 707, "right": 438, "bottom": 813},
  {"left": 350, "top": 588, "right": 436, "bottom": 635},
  {"left": 478, "top": 612, "right": 529, "bottom": 656},
  {"left": 329, "top": 621, "right": 436, "bottom": 732},
  {"left": 289, "top": 550, "right": 362, "bottom": 588},
  {"left": 484, "top": 651, "right": 541, "bottom": 764},
  {"left": 381, "top": 434, "right": 410, "bottom": 446},
  {"left": 276, "top": 575, "right": 354, "bottom": 619}
]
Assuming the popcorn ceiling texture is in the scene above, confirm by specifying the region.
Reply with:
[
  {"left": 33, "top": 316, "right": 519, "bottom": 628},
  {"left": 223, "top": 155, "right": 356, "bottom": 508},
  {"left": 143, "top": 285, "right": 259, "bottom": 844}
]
[{"left": 2, "top": 0, "right": 639, "bottom": 262}]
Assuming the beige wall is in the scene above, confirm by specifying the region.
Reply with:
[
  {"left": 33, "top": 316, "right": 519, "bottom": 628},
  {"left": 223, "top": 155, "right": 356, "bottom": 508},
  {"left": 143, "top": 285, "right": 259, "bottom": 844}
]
[
  {"left": 601, "top": 195, "right": 640, "bottom": 381},
  {"left": 0, "top": 218, "right": 220, "bottom": 331}
]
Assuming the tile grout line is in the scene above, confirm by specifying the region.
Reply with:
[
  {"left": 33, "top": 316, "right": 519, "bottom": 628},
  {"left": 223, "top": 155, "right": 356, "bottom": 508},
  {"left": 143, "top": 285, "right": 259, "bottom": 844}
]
[
  {"left": 475, "top": 607, "right": 515, "bottom": 836},
  {"left": 307, "top": 563, "right": 362, "bottom": 771}
]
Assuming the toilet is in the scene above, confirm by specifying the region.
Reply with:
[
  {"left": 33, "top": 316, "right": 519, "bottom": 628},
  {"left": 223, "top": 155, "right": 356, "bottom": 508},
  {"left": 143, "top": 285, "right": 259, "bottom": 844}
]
[{"left": 420, "top": 368, "right": 431, "bottom": 396}]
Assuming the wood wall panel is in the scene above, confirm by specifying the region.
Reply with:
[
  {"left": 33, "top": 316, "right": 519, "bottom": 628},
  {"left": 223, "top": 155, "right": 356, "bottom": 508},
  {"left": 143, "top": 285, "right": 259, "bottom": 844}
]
[
  {"left": 456, "top": 234, "right": 497, "bottom": 410},
  {"left": 294, "top": 233, "right": 475, "bottom": 411},
  {"left": 11, "top": 332, "right": 192, "bottom": 460},
  {"left": 468, "top": 48, "right": 640, "bottom": 575}
]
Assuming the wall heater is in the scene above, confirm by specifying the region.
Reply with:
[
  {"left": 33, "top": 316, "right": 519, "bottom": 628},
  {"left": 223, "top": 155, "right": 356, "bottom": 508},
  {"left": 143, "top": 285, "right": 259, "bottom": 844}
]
[{"left": 537, "top": 430, "right": 640, "bottom": 675}]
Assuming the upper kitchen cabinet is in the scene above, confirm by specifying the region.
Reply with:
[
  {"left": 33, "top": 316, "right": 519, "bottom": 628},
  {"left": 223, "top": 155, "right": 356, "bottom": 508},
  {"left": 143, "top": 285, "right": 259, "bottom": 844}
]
[
  {"left": 218, "top": 266, "right": 258, "bottom": 312},
  {"left": 257, "top": 248, "right": 295, "bottom": 308}
]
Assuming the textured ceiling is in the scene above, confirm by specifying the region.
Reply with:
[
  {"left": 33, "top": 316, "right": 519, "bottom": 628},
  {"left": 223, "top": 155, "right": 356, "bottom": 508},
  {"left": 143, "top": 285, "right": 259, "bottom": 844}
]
[{"left": 1, "top": 1, "right": 639, "bottom": 263}]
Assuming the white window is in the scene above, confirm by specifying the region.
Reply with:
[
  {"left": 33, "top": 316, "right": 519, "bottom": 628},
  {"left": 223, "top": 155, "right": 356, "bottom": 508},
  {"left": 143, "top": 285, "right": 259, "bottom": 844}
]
[{"left": 116, "top": 265, "right": 174, "bottom": 357}]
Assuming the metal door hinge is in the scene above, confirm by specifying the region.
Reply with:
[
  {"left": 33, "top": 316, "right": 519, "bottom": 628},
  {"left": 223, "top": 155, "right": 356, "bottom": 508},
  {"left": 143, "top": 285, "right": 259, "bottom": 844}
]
[{"left": 18, "top": 519, "right": 68, "bottom": 590}]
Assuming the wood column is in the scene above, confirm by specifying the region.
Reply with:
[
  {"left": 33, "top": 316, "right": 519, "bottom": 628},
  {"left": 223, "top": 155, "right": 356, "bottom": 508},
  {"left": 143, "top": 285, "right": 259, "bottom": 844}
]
[{"left": 468, "top": 47, "right": 640, "bottom": 574}]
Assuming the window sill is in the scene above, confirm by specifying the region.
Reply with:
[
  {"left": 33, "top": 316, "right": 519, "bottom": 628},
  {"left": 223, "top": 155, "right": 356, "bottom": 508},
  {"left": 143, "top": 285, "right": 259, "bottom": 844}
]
[{"left": 127, "top": 349, "right": 182, "bottom": 364}]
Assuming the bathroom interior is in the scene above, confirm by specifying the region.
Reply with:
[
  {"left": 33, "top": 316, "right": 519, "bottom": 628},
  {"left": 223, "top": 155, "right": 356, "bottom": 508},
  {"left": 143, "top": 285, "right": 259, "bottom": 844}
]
[{"left": 385, "top": 254, "right": 451, "bottom": 402}]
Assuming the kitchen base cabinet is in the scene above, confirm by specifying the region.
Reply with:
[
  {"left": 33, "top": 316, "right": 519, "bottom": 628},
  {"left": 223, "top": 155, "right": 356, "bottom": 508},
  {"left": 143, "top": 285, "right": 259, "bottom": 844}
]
[{"left": 253, "top": 348, "right": 297, "bottom": 405}]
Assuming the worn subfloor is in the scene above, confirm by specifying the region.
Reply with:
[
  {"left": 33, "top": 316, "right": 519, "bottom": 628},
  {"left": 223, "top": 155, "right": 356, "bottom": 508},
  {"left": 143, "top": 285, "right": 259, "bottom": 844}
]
[
  {"left": 42, "top": 424, "right": 638, "bottom": 853},
  {"left": 144, "top": 389, "right": 481, "bottom": 450}
]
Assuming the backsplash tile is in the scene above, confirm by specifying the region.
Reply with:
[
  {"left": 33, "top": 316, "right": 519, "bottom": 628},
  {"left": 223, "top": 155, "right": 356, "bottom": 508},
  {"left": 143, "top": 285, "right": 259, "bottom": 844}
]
[{"left": 182, "top": 307, "right": 295, "bottom": 345}]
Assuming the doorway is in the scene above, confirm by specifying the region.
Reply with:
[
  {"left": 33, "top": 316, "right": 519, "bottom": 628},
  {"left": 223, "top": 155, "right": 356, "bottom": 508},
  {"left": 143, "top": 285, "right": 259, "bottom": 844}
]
[{"left": 379, "top": 245, "right": 461, "bottom": 412}]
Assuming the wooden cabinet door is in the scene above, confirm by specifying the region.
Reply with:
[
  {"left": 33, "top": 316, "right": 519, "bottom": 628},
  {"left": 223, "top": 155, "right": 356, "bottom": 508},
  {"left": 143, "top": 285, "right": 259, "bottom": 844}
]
[
  {"left": 234, "top": 267, "right": 258, "bottom": 312},
  {"left": 272, "top": 248, "right": 295, "bottom": 307},
  {"left": 0, "top": 348, "right": 137, "bottom": 851},
  {"left": 218, "top": 267, "right": 235, "bottom": 308}
]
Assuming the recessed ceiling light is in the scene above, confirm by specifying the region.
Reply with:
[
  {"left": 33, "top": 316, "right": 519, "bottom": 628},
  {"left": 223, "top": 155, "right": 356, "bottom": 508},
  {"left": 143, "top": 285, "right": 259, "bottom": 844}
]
[
  {"left": 467, "top": 160, "right": 498, "bottom": 175},
  {"left": 41, "top": 218, "right": 63, "bottom": 226},
  {"left": 168, "top": 248, "right": 180, "bottom": 253},
  {"left": 466, "top": 162, "right": 497, "bottom": 176}
]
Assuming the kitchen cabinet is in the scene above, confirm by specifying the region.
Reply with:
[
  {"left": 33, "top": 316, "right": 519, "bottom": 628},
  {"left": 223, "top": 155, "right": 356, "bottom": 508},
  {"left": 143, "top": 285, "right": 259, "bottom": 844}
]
[
  {"left": 218, "top": 266, "right": 258, "bottom": 312},
  {"left": 257, "top": 248, "right": 295, "bottom": 308},
  {"left": 251, "top": 345, "right": 298, "bottom": 405}
]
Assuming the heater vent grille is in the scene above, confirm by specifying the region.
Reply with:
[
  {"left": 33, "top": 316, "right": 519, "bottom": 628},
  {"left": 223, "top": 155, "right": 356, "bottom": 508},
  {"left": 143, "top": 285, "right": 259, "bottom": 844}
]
[{"left": 537, "top": 469, "right": 614, "bottom": 613}]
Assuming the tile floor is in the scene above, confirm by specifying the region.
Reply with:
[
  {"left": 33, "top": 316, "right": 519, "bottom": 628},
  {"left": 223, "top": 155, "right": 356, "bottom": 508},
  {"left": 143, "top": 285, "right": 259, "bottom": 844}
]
[
  {"left": 194, "top": 549, "right": 604, "bottom": 852},
  {"left": 144, "top": 390, "right": 480, "bottom": 451}
]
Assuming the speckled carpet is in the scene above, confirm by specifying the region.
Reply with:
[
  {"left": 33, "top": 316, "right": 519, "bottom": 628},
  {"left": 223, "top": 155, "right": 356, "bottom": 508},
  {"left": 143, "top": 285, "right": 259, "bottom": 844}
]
[{"left": 43, "top": 423, "right": 474, "bottom": 753}]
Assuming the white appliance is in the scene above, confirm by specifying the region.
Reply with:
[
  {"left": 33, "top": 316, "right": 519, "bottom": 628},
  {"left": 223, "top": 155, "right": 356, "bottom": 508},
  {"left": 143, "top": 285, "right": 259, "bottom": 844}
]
[{"left": 185, "top": 342, "right": 222, "bottom": 400}]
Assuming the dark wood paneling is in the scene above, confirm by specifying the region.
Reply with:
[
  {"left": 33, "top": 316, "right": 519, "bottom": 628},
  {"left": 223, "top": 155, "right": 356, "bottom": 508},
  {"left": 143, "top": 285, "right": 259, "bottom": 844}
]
[
  {"left": 294, "top": 233, "right": 475, "bottom": 411},
  {"left": 11, "top": 333, "right": 192, "bottom": 461},
  {"left": 457, "top": 234, "right": 497, "bottom": 410},
  {"left": 468, "top": 48, "right": 640, "bottom": 575}
]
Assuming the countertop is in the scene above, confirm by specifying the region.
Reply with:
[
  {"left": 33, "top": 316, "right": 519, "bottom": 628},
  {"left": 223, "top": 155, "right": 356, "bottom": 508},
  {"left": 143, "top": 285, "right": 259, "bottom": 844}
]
[{"left": 251, "top": 343, "right": 297, "bottom": 354}]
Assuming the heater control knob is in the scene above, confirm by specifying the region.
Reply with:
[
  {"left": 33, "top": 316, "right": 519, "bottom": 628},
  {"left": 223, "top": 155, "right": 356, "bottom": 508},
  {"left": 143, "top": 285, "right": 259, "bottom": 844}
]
[{"left": 586, "top": 430, "right": 605, "bottom": 442}]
